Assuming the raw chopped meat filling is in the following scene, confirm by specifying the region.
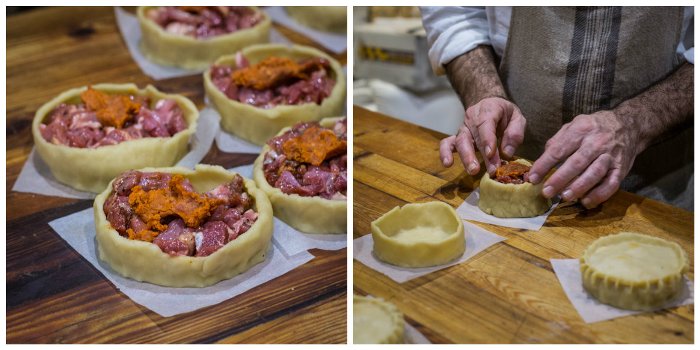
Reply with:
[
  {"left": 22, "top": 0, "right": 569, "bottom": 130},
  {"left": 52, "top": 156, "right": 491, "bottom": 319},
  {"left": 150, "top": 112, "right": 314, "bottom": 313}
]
[
  {"left": 103, "top": 171, "right": 258, "bottom": 257},
  {"left": 210, "top": 53, "right": 336, "bottom": 109},
  {"left": 39, "top": 87, "right": 187, "bottom": 148},
  {"left": 493, "top": 161, "right": 531, "bottom": 185},
  {"left": 146, "top": 6, "right": 263, "bottom": 39},
  {"left": 262, "top": 119, "right": 347, "bottom": 199}
]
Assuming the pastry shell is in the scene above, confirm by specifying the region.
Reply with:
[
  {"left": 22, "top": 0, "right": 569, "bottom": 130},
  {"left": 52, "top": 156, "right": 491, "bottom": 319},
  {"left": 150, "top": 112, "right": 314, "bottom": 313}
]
[
  {"left": 252, "top": 117, "right": 346, "bottom": 234},
  {"left": 204, "top": 44, "right": 346, "bottom": 146},
  {"left": 286, "top": 7, "right": 347, "bottom": 34},
  {"left": 93, "top": 164, "right": 274, "bottom": 288},
  {"left": 137, "top": 6, "right": 271, "bottom": 70},
  {"left": 371, "top": 201, "right": 465, "bottom": 267},
  {"left": 353, "top": 295, "right": 405, "bottom": 344},
  {"left": 32, "top": 83, "right": 199, "bottom": 193},
  {"left": 580, "top": 232, "right": 689, "bottom": 311},
  {"left": 478, "top": 159, "right": 552, "bottom": 218}
]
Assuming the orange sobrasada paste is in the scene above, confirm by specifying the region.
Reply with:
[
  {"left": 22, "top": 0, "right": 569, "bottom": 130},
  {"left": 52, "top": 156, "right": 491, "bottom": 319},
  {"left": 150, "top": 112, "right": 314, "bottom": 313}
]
[
  {"left": 281, "top": 125, "right": 346, "bottom": 166},
  {"left": 80, "top": 86, "right": 142, "bottom": 129}
]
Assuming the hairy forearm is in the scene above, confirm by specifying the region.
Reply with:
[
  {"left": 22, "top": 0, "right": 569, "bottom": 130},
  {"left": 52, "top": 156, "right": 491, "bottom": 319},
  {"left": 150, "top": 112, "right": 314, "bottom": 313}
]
[
  {"left": 613, "top": 62, "right": 694, "bottom": 155},
  {"left": 445, "top": 45, "right": 508, "bottom": 107}
]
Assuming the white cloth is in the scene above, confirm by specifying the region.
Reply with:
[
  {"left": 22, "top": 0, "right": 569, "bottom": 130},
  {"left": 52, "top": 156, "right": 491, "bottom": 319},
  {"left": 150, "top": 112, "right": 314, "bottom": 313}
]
[{"left": 420, "top": 6, "right": 695, "bottom": 75}]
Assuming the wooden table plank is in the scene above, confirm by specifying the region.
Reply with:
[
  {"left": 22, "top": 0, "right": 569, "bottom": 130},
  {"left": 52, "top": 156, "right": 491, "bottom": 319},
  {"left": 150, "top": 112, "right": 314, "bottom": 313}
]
[
  {"left": 353, "top": 105, "right": 694, "bottom": 344},
  {"left": 7, "top": 7, "right": 347, "bottom": 344}
]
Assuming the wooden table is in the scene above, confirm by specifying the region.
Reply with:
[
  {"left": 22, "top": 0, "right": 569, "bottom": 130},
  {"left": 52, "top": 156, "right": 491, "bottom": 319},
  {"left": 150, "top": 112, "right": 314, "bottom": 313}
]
[
  {"left": 353, "top": 106, "right": 694, "bottom": 344},
  {"left": 7, "top": 7, "right": 347, "bottom": 344}
]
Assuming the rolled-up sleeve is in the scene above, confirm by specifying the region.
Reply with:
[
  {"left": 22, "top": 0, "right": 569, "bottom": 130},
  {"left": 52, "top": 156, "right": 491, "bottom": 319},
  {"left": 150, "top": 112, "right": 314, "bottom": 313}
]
[
  {"left": 420, "top": 6, "right": 491, "bottom": 75},
  {"left": 677, "top": 6, "right": 694, "bottom": 64}
]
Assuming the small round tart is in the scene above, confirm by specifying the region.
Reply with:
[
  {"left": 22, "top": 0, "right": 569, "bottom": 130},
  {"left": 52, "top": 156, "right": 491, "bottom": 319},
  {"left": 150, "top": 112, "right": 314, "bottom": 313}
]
[
  {"left": 137, "top": 6, "right": 271, "bottom": 70},
  {"left": 32, "top": 83, "right": 198, "bottom": 193},
  {"left": 371, "top": 201, "right": 465, "bottom": 267},
  {"left": 94, "top": 164, "right": 274, "bottom": 287},
  {"left": 478, "top": 159, "right": 552, "bottom": 218},
  {"left": 353, "top": 295, "right": 404, "bottom": 344},
  {"left": 286, "top": 7, "right": 347, "bottom": 34},
  {"left": 253, "top": 117, "right": 346, "bottom": 234},
  {"left": 204, "top": 44, "right": 346, "bottom": 146},
  {"left": 580, "top": 232, "right": 689, "bottom": 310}
]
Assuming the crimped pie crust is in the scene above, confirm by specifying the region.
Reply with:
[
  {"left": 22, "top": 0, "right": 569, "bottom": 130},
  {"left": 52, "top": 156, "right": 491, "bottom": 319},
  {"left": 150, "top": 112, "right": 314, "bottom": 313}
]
[
  {"left": 32, "top": 83, "right": 199, "bottom": 193},
  {"left": 353, "top": 295, "right": 405, "bottom": 344},
  {"left": 371, "top": 201, "right": 465, "bottom": 267},
  {"left": 94, "top": 164, "right": 274, "bottom": 287},
  {"left": 252, "top": 117, "right": 346, "bottom": 234},
  {"left": 204, "top": 44, "right": 346, "bottom": 146},
  {"left": 286, "top": 7, "right": 347, "bottom": 34},
  {"left": 137, "top": 6, "right": 271, "bottom": 70},
  {"left": 478, "top": 159, "right": 552, "bottom": 218},
  {"left": 580, "top": 232, "right": 689, "bottom": 310}
]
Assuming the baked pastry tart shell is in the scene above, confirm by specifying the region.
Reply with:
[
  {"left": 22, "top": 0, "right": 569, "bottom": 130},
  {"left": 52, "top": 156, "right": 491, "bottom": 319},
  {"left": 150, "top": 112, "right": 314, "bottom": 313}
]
[
  {"left": 252, "top": 117, "right": 346, "bottom": 234},
  {"left": 478, "top": 159, "right": 552, "bottom": 218},
  {"left": 204, "top": 44, "right": 346, "bottom": 146},
  {"left": 137, "top": 6, "right": 271, "bottom": 70},
  {"left": 371, "top": 201, "right": 465, "bottom": 267},
  {"left": 93, "top": 164, "right": 274, "bottom": 288},
  {"left": 286, "top": 7, "right": 347, "bottom": 34},
  {"left": 353, "top": 295, "right": 405, "bottom": 344},
  {"left": 580, "top": 232, "right": 689, "bottom": 311},
  {"left": 32, "top": 83, "right": 199, "bottom": 193}
]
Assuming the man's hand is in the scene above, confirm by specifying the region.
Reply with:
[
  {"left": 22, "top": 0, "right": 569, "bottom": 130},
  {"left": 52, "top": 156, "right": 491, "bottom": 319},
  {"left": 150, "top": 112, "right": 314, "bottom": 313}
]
[{"left": 440, "top": 97, "right": 526, "bottom": 175}]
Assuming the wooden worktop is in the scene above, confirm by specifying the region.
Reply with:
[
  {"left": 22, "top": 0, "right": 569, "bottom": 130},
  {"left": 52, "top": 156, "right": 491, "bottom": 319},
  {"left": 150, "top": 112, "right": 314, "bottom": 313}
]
[
  {"left": 6, "top": 7, "right": 347, "bottom": 344},
  {"left": 353, "top": 105, "right": 693, "bottom": 344}
]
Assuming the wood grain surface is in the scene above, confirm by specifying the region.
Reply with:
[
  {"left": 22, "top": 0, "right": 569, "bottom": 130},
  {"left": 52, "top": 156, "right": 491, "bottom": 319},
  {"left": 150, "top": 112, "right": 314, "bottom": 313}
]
[
  {"left": 6, "top": 7, "right": 347, "bottom": 344},
  {"left": 353, "top": 105, "right": 694, "bottom": 344}
]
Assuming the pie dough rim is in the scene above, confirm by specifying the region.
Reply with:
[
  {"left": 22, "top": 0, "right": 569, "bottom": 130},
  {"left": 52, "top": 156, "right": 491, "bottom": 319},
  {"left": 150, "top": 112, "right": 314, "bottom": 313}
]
[
  {"left": 371, "top": 201, "right": 465, "bottom": 268},
  {"left": 580, "top": 231, "right": 689, "bottom": 311},
  {"left": 286, "top": 7, "right": 347, "bottom": 34},
  {"left": 252, "top": 117, "right": 346, "bottom": 234},
  {"left": 32, "top": 83, "right": 199, "bottom": 193},
  {"left": 353, "top": 295, "right": 405, "bottom": 344},
  {"left": 203, "top": 43, "right": 347, "bottom": 146},
  {"left": 93, "top": 164, "right": 274, "bottom": 288},
  {"left": 478, "top": 159, "right": 552, "bottom": 218},
  {"left": 137, "top": 6, "right": 271, "bottom": 70}
]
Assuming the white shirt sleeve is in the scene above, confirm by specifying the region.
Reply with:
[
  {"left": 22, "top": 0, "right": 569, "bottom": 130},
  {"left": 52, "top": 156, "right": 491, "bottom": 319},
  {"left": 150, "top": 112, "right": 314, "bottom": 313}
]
[
  {"left": 420, "top": 6, "right": 491, "bottom": 75},
  {"left": 677, "top": 6, "right": 694, "bottom": 64}
]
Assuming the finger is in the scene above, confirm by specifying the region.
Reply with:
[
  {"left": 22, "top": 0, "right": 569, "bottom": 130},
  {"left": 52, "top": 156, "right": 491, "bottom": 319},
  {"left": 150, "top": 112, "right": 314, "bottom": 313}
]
[
  {"left": 467, "top": 105, "right": 501, "bottom": 174},
  {"left": 542, "top": 146, "right": 604, "bottom": 199},
  {"left": 500, "top": 106, "right": 526, "bottom": 158},
  {"left": 454, "top": 128, "right": 480, "bottom": 175},
  {"left": 560, "top": 154, "right": 612, "bottom": 201},
  {"left": 529, "top": 129, "right": 580, "bottom": 184},
  {"left": 580, "top": 167, "right": 623, "bottom": 209},
  {"left": 439, "top": 136, "right": 456, "bottom": 167}
]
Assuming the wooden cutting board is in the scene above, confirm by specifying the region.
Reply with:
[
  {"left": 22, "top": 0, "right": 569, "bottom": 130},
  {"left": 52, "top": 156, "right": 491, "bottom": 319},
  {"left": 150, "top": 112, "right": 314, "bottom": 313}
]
[
  {"left": 353, "top": 105, "right": 694, "bottom": 344},
  {"left": 6, "top": 7, "right": 347, "bottom": 344}
]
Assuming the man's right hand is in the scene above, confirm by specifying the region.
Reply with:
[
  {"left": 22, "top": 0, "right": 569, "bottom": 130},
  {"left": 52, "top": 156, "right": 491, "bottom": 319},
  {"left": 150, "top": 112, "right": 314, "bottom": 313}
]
[{"left": 440, "top": 97, "right": 526, "bottom": 176}]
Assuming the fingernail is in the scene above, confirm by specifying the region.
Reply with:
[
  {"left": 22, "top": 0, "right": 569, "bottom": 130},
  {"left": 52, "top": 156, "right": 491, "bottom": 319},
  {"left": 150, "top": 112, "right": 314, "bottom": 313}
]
[
  {"left": 485, "top": 145, "right": 492, "bottom": 156},
  {"left": 442, "top": 157, "right": 449, "bottom": 165},
  {"left": 529, "top": 173, "right": 540, "bottom": 184},
  {"left": 487, "top": 164, "right": 496, "bottom": 174},
  {"left": 562, "top": 189, "right": 573, "bottom": 201},
  {"left": 468, "top": 161, "right": 478, "bottom": 174},
  {"left": 543, "top": 186, "right": 555, "bottom": 198},
  {"left": 581, "top": 197, "right": 593, "bottom": 208},
  {"left": 504, "top": 145, "right": 515, "bottom": 157}
]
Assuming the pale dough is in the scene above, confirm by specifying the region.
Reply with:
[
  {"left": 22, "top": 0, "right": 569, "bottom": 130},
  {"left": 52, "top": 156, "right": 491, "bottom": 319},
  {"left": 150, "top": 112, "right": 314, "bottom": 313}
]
[
  {"left": 32, "top": 83, "right": 199, "bottom": 193},
  {"left": 286, "top": 7, "right": 347, "bottom": 34},
  {"left": 203, "top": 44, "right": 346, "bottom": 146},
  {"left": 478, "top": 159, "right": 552, "bottom": 218},
  {"left": 353, "top": 295, "right": 404, "bottom": 344},
  {"left": 94, "top": 164, "right": 274, "bottom": 288}
]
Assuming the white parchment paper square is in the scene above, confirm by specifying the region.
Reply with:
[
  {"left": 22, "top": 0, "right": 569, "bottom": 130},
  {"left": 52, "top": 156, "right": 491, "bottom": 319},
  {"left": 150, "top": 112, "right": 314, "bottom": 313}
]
[
  {"left": 215, "top": 129, "right": 263, "bottom": 154},
  {"left": 114, "top": 7, "right": 291, "bottom": 80},
  {"left": 264, "top": 6, "right": 347, "bottom": 53},
  {"left": 404, "top": 323, "right": 431, "bottom": 344},
  {"left": 230, "top": 164, "right": 347, "bottom": 256},
  {"left": 48, "top": 208, "right": 314, "bottom": 317},
  {"left": 12, "top": 107, "right": 219, "bottom": 199},
  {"left": 551, "top": 259, "right": 694, "bottom": 323},
  {"left": 353, "top": 221, "right": 505, "bottom": 283},
  {"left": 456, "top": 188, "right": 559, "bottom": 231}
]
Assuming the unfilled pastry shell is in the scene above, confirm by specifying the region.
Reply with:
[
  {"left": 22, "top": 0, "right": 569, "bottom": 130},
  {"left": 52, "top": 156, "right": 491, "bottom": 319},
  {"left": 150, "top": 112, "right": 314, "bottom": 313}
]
[
  {"left": 137, "top": 6, "right": 271, "bottom": 70},
  {"left": 286, "top": 7, "right": 347, "bottom": 34},
  {"left": 93, "top": 164, "right": 274, "bottom": 288},
  {"left": 32, "top": 83, "right": 199, "bottom": 193},
  {"left": 252, "top": 117, "right": 346, "bottom": 234},
  {"left": 371, "top": 201, "right": 465, "bottom": 267},
  {"left": 353, "top": 295, "right": 405, "bottom": 344},
  {"left": 204, "top": 44, "right": 346, "bottom": 146},
  {"left": 580, "top": 232, "right": 689, "bottom": 311},
  {"left": 478, "top": 159, "right": 552, "bottom": 218}
]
